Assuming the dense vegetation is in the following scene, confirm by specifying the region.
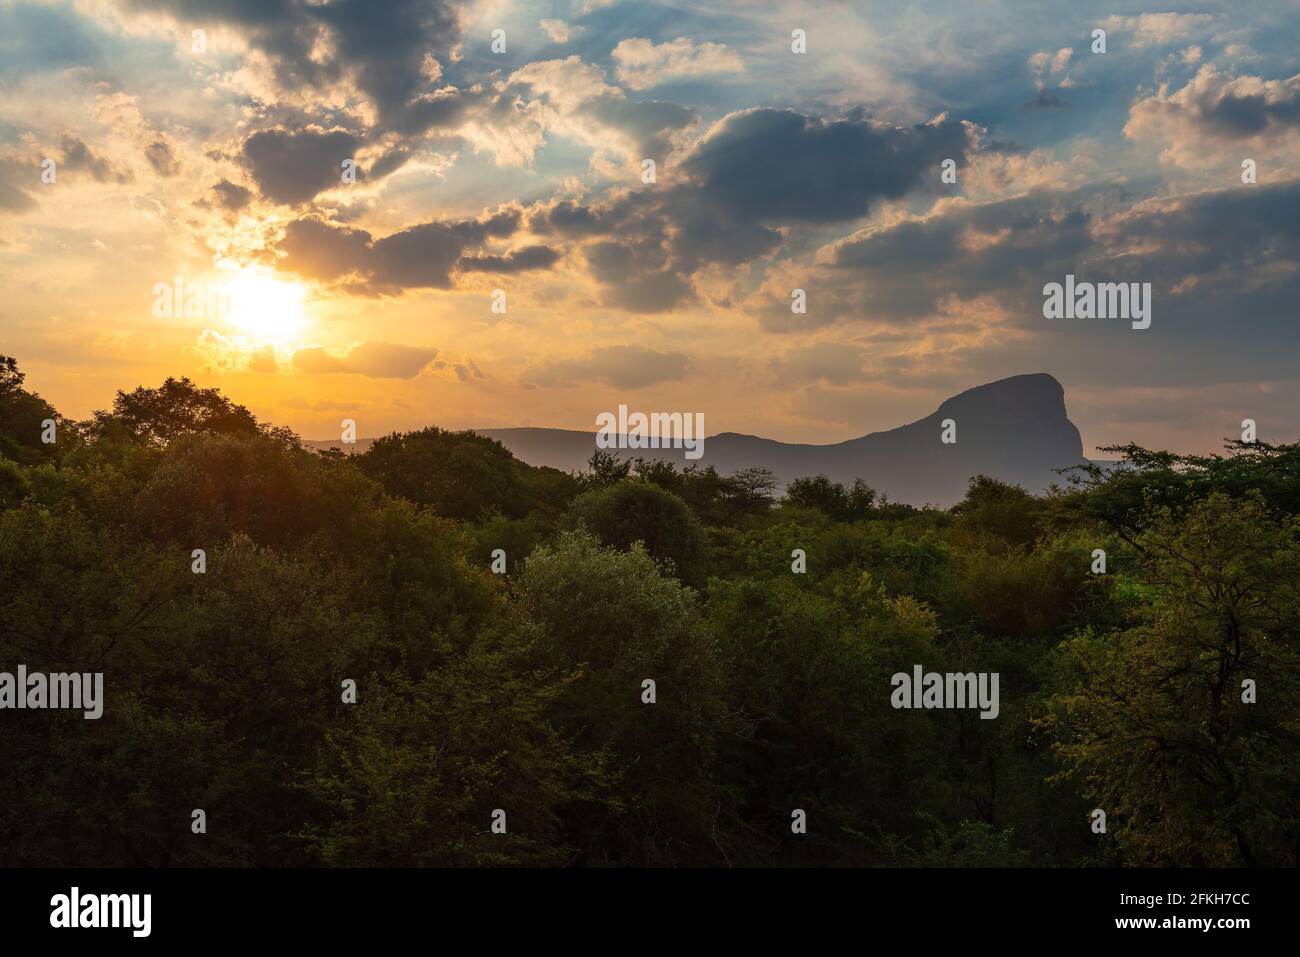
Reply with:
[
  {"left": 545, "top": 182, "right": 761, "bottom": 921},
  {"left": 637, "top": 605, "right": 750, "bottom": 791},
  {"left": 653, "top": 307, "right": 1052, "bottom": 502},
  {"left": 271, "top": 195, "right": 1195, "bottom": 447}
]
[{"left": 2, "top": 355, "right": 1297, "bottom": 867}]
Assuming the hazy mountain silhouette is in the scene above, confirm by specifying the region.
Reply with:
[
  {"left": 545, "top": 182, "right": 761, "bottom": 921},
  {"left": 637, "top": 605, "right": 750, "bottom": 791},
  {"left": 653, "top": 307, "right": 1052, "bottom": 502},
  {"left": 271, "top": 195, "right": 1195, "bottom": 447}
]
[{"left": 476, "top": 373, "right": 1086, "bottom": 506}]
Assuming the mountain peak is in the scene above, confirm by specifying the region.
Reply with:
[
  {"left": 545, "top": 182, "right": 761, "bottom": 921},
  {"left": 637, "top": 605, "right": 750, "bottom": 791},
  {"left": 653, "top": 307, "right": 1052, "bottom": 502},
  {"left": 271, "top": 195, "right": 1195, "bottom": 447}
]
[
  {"left": 476, "top": 373, "right": 1086, "bottom": 506},
  {"left": 935, "top": 373, "right": 1067, "bottom": 423}
]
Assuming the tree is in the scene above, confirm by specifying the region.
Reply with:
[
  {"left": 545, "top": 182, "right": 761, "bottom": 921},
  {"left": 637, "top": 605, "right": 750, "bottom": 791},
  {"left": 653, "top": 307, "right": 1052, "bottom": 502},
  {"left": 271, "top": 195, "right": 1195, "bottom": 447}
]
[
  {"left": 1042, "top": 492, "right": 1300, "bottom": 866},
  {"left": 563, "top": 479, "right": 708, "bottom": 585},
  {"left": 732, "top": 466, "right": 777, "bottom": 502},
  {"left": 580, "top": 449, "right": 632, "bottom": 489},
  {"left": 951, "top": 475, "right": 1041, "bottom": 550},
  {"left": 707, "top": 573, "right": 944, "bottom": 864},
  {"left": 0, "top": 355, "right": 63, "bottom": 464},
  {"left": 83, "top": 376, "right": 272, "bottom": 447},
  {"left": 783, "top": 475, "right": 876, "bottom": 522},
  {"left": 515, "top": 531, "right": 726, "bottom": 865},
  {"left": 0, "top": 355, "right": 25, "bottom": 399},
  {"left": 1063, "top": 439, "right": 1300, "bottom": 536},
  {"left": 360, "top": 427, "right": 575, "bottom": 522}
]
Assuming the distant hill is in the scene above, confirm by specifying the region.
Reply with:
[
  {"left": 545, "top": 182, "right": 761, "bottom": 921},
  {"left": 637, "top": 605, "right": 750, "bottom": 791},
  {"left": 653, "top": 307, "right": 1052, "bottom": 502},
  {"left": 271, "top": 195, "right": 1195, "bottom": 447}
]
[
  {"left": 480, "top": 374, "right": 1084, "bottom": 506},
  {"left": 306, "top": 373, "right": 1089, "bottom": 507}
]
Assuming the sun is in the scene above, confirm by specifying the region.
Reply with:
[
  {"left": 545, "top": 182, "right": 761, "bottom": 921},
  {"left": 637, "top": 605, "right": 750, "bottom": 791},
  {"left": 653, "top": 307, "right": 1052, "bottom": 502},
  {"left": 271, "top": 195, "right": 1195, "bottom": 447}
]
[{"left": 224, "top": 269, "right": 307, "bottom": 344}]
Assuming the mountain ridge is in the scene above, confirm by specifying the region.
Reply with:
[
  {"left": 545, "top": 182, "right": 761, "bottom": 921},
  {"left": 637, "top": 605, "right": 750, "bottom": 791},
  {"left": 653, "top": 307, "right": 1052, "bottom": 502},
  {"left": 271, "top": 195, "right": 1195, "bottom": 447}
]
[{"left": 305, "top": 373, "right": 1089, "bottom": 507}]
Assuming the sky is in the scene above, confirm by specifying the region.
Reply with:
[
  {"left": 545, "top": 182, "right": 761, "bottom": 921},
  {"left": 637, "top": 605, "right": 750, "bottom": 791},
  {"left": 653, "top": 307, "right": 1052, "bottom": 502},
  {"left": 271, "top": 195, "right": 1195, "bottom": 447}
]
[{"left": 1, "top": 0, "right": 1298, "bottom": 453}]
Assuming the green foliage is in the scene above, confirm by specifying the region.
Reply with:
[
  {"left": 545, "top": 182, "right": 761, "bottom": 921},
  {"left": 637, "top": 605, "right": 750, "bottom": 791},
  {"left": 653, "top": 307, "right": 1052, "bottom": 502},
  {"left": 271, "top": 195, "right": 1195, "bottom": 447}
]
[
  {"left": 562, "top": 479, "right": 709, "bottom": 585},
  {"left": 515, "top": 532, "right": 726, "bottom": 864},
  {"left": 951, "top": 475, "right": 1042, "bottom": 550},
  {"left": 1064, "top": 439, "right": 1300, "bottom": 534},
  {"left": 4, "top": 364, "right": 1300, "bottom": 868},
  {"left": 708, "top": 574, "right": 944, "bottom": 863},
  {"left": 83, "top": 376, "right": 274, "bottom": 448},
  {"left": 0, "top": 456, "right": 31, "bottom": 508},
  {"left": 1041, "top": 492, "right": 1300, "bottom": 866},
  {"left": 361, "top": 426, "right": 576, "bottom": 522},
  {"left": 0, "top": 355, "right": 63, "bottom": 464},
  {"left": 783, "top": 474, "right": 877, "bottom": 522}
]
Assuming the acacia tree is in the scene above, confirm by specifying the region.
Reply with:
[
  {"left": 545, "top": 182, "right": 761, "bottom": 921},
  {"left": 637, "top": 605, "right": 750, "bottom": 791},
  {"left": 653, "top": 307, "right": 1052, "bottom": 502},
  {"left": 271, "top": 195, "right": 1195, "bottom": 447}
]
[{"left": 1043, "top": 492, "right": 1300, "bottom": 866}]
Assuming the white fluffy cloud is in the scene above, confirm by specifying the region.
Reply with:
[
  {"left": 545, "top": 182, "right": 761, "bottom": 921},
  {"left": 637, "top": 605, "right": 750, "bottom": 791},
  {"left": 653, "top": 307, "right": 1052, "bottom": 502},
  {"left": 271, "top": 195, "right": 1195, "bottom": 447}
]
[
  {"left": 1100, "top": 13, "right": 1215, "bottom": 47},
  {"left": 611, "top": 37, "right": 743, "bottom": 91}
]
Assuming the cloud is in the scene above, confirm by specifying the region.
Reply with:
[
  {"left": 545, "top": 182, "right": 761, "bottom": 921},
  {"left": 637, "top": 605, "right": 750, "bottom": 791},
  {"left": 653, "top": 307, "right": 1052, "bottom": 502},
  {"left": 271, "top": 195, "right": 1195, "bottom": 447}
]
[
  {"left": 430, "top": 357, "right": 485, "bottom": 382},
  {"left": 539, "top": 19, "right": 579, "bottom": 45},
  {"left": 583, "top": 240, "right": 692, "bottom": 312},
  {"left": 1023, "top": 90, "right": 1071, "bottom": 110},
  {"left": 275, "top": 209, "right": 552, "bottom": 291},
  {"left": 519, "top": 107, "right": 977, "bottom": 312},
  {"left": 58, "top": 135, "right": 131, "bottom": 184},
  {"left": 0, "top": 158, "right": 39, "bottom": 212},
  {"left": 1125, "top": 67, "right": 1300, "bottom": 161},
  {"left": 679, "top": 108, "right": 973, "bottom": 224},
  {"left": 123, "top": 0, "right": 464, "bottom": 135},
  {"left": 612, "top": 37, "right": 743, "bottom": 90},
  {"left": 532, "top": 345, "right": 690, "bottom": 388},
  {"left": 771, "top": 342, "right": 868, "bottom": 386},
  {"left": 1027, "top": 47, "right": 1073, "bottom": 92},
  {"left": 756, "top": 177, "right": 1300, "bottom": 345},
  {"left": 459, "top": 245, "right": 562, "bottom": 273},
  {"left": 293, "top": 341, "right": 439, "bottom": 378},
  {"left": 1100, "top": 13, "right": 1215, "bottom": 48},
  {"left": 248, "top": 344, "right": 279, "bottom": 373},
  {"left": 242, "top": 127, "right": 361, "bottom": 205},
  {"left": 501, "top": 57, "right": 697, "bottom": 166},
  {"left": 211, "top": 179, "right": 254, "bottom": 212},
  {"left": 779, "top": 191, "right": 1094, "bottom": 330},
  {"left": 144, "top": 140, "right": 179, "bottom": 176}
]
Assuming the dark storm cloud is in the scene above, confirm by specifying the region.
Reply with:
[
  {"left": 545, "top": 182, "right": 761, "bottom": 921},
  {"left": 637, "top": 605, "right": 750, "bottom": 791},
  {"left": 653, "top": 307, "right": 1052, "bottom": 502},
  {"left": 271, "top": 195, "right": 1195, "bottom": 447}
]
[
  {"left": 523, "top": 108, "right": 977, "bottom": 311},
  {"left": 583, "top": 239, "right": 691, "bottom": 312},
  {"left": 758, "top": 177, "right": 1300, "bottom": 335},
  {"left": 679, "top": 108, "right": 974, "bottom": 224},
  {"left": 278, "top": 218, "right": 374, "bottom": 283},
  {"left": 241, "top": 128, "right": 361, "bottom": 205},
  {"left": 810, "top": 192, "right": 1092, "bottom": 326},
  {"left": 125, "top": 0, "right": 464, "bottom": 135},
  {"left": 583, "top": 96, "right": 696, "bottom": 161},
  {"left": 460, "top": 245, "right": 562, "bottom": 273},
  {"left": 275, "top": 210, "right": 557, "bottom": 291},
  {"left": 1154, "top": 69, "right": 1300, "bottom": 139},
  {"left": 211, "top": 179, "right": 253, "bottom": 211},
  {"left": 1098, "top": 179, "right": 1300, "bottom": 332}
]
